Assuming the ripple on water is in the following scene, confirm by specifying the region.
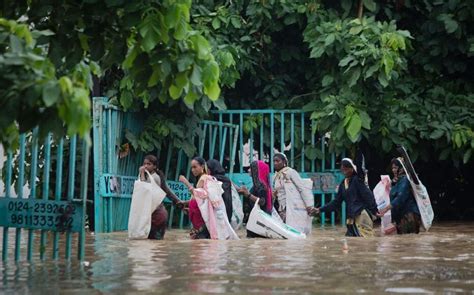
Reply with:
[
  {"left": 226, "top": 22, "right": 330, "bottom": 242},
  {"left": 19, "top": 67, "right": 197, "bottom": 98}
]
[{"left": 1, "top": 223, "right": 474, "bottom": 293}]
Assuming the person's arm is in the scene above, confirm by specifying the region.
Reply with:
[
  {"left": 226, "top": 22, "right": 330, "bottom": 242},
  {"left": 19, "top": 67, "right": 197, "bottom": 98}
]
[
  {"left": 156, "top": 170, "right": 182, "bottom": 205},
  {"left": 356, "top": 178, "right": 378, "bottom": 216},
  {"left": 179, "top": 175, "right": 208, "bottom": 199},
  {"left": 319, "top": 182, "right": 344, "bottom": 214},
  {"left": 139, "top": 166, "right": 147, "bottom": 181},
  {"left": 390, "top": 177, "right": 411, "bottom": 211},
  {"left": 288, "top": 169, "right": 314, "bottom": 208},
  {"left": 237, "top": 186, "right": 266, "bottom": 207},
  {"left": 253, "top": 187, "right": 267, "bottom": 208}
]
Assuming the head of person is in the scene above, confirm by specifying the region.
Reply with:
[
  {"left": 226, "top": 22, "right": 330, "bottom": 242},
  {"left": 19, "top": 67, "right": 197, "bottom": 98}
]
[
  {"left": 273, "top": 153, "right": 288, "bottom": 172},
  {"left": 206, "top": 159, "right": 225, "bottom": 176},
  {"left": 143, "top": 155, "right": 158, "bottom": 173},
  {"left": 191, "top": 156, "right": 207, "bottom": 177},
  {"left": 249, "top": 160, "right": 269, "bottom": 186},
  {"left": 341, "top": 158, "right": 357, "bottom": 178},
  {"left": 249, "top": 160, "right": 272, "bottom": 211},
  {"left": 391, "top": 157, "right": 405, "bottom": 178}
]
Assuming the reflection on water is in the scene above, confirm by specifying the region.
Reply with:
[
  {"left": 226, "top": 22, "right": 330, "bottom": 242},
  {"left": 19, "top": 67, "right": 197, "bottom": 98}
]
[{"left": 1, "top": 223, "right": 474, "bottom": 293}]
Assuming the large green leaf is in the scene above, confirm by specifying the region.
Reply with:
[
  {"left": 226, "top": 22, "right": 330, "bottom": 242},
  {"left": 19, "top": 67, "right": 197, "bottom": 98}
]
[
  {"left": 42, "top": 81, "right": 61, "bottom": 107},
  {"left": 204, "top": 82, "right": 220, "bottom": 100},
  {"left": 165, "top": 4, "right": 181, "bottom": 29},
  {"left": 346, "top": 113, "right": 362, "bottom": 142},
  {"left": 348, "top": 68, "right": 361, "bottom": 87},
  {"left": 169, "top": 84, "right": 183, "bottom": 99},
  {"left": 363, "top": 0, "right": 376, "bottom": 12},
  {"left": 191, "top": 35, "right": 211, "bottom": 59},
  {"left": 190, "top": 66, "right": 202, "bottom": 86},
  {"left": 139, "top": 13, "right": 163, "bottom": 52}
]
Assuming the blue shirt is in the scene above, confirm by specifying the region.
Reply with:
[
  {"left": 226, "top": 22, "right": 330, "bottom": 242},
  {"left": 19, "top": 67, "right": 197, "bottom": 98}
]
[{"left": 390, "top": 175, "right": 420, "bottom": 222}]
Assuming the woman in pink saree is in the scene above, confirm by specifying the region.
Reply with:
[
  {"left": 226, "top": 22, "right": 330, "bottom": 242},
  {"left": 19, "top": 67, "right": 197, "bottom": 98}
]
[{"left": 180, "top": 157, "right": 238, "bottom": 240}]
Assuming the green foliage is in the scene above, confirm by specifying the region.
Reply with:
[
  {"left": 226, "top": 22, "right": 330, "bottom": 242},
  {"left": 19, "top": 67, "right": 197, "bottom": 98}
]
[
  {"left": 300, "top": 0, "right": 474, "bottom": 165},
  {"left": 120, "top": 1, "right": 222, "bottom": 111},
  {"left": 1, "top": 0, "right": 222, "bottom": 155},
  {"left": 2, "top": 0, "right": 473, "bottom": 165},
  {"left": 191, "top": 0, "right": 318, "bottom": 109},
  {"left": 303, "top": 14, "right": 412, "bottom": 148},
  {"left": 0, "top": 18, "right": 93, "bottom": 149}
]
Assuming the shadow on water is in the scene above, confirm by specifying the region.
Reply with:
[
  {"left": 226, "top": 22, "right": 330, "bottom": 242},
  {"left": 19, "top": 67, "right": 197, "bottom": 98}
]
[{"left": 1, "top": 223, "right": 474, "bottom": 294}]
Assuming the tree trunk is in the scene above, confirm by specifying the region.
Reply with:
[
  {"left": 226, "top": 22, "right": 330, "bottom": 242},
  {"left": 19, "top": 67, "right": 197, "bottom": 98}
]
[{"left": 358, "top": 0, "right": 364, "bottom": 19}]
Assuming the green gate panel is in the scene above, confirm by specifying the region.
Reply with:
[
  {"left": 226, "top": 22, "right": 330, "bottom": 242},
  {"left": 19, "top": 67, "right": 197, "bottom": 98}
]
[
  {"left": 1, "top": 130, "right": 90, "bottom": 261},
  {"left": 92, "top": 98, "right": 345, "bottom": 231}
]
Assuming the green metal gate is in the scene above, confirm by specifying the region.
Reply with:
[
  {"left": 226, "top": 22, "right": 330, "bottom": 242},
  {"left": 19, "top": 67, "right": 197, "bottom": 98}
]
[
  {"left": 93, "top": 97, "right": 144, "bottom": 233},
  {"left": 212, "top": 110, "right": 345, "bottom": 226},
  {"left": 1, "top": 130, "right": 90, "bottom": 261},
  {"left": 92, "top": 97, "right": 241, "bottom": 232},
  {"left": 92, "top": 97, "right": 346, "bottom": 232}
]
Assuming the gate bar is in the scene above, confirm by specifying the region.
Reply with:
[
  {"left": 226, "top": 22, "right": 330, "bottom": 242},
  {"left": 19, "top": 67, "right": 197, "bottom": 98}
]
[
  {"left": 39, "top": 133, "right": 51, "bottom": 260},
  {"left": 2, "top": 152, "right": 13, "bottom": 261},
  {"left": 53, "top": 138, "right": 64, "bottom": 259},
  {"left": 28, "top": 129, "right": 39, "bottom": 260},
  {"left": 66, "top": 135, "right": 77, "bottom": 259},
  {"left": 15, "top": 134, "right": 26, "bottom": 261}
]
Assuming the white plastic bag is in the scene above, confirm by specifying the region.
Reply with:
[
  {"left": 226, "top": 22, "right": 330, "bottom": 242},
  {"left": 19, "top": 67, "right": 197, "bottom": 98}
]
[
  {"left": 373, "top": 175, "right": 396, "bottom": 235},
  {"left": 285, "top": 178, "right": 314, "bottom": 235},
  {"left": 199, "top": 177, "right": 239, "bottom": 240},
  {"left": 272, "top": 207, "right": 284, "bottom": 224},
  {"left": 398, "top": 162, "right": 434, "bottom": 231},
  {"left": 408, "top": 180, "right": 434, "bottom": 231},
  {"left": 246, "top": 198, "right": 306, "bottom": 240},
  {"left": 230, "top": 185, "right": 244, "bottom": 230},
  {"left": 128, "top": 171, "right": 166, "bottom": 239}
]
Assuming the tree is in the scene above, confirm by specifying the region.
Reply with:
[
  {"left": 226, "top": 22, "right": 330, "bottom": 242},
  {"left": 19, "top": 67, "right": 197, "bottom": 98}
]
[
  {"left": 1, "top": 0, "right": 221, "bottom": 155},
  {"left": 188, "top": 0, "right": 474, "bottom": 165},
  {"left": 0, "top": 18, "right": 94, "bottom": 149}
]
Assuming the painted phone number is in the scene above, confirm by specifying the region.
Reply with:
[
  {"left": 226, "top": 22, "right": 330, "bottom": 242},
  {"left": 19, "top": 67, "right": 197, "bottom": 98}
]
[
  {"left": 9, "top": 214, "right": 73, "bottom": 228},
  {"left": 7, "top": 200, "right": 76, "bottom": 215}
]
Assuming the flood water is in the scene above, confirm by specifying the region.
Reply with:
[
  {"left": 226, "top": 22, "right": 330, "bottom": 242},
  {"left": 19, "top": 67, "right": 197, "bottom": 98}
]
[{"left": 1, "top": 223, "right": 474, "bottom": 294}]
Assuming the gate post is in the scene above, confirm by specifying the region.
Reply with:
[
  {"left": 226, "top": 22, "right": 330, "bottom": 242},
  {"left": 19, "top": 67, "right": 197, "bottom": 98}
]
[{"left": 93, "top": 97, "right": 106, "bottom": 233}]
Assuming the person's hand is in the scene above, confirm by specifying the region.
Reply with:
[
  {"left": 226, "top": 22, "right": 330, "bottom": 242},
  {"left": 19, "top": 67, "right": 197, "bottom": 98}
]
[
  {"left": 237, "top": 186, "right": 250, "bottom": 197},
  {"left": 178, "top": 175, "right": 187, "bottom": 183},
  {"left": 139, "top": 166, "right": 146, "bottom": 173},
  {"left": 377, "top": 205, "right": 392, "bottom": 217},
  {"left": 376, "top": 207, "right": 388, "bottom": 217},
  {"left": 307, "top": 207, "right": 320, "bottom": 216},
  {"left": 176, "top": 201, "right": 185, "bottom": 209},
  {"left": 189, "top": 228, "right": 198, "bottom": 239},
  {"left": 210, "top": 200, "right": 220, "bottom": 208},
  {"left": 272, "top": 190, "right": 278, "bottom": 200}
]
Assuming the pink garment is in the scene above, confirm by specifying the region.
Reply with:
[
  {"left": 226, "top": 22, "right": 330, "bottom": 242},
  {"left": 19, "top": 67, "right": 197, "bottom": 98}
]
[
  {"left": 192, "top": 176, "right": 218, "bottom": 240},
  {"left": 189, "top": 199, "right": 205, "bottom": 230},
  {"left": 256, "top": 160, "right": 273, "bottom": 212}
]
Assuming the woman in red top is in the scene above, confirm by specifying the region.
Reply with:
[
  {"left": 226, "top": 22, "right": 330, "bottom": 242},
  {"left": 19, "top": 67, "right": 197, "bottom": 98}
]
[{"left": 179, "top": 157, "right": 211, "bottom": 239}]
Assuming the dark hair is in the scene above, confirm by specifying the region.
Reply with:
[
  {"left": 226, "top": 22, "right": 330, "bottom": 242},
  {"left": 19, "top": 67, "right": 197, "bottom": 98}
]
[
  {"left": 192, "top": 156, "right": 206, "bottom": 167},
  {"left": 192, "top": 156, "right": 207, "bottom": 183},
  {"left": 274, "top": 153, "right": 288, "bottom": 165},
  {"left": 391, "top": 158, "right": 402, "bottom": 168},
  {"left": 145, "top": 154, "right": 158, "bottom": 166},
  {"left": 206, "top": 159, "right": 225, "bottom": 176},
  {"left": 341, "top": 159, "right": 354, "bottom": 170}
]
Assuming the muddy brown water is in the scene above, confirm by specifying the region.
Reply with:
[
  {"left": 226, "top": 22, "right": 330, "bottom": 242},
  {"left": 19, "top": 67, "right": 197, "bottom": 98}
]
[{"left": 1, "top": 223, "right": 474, "bottom": 294}]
